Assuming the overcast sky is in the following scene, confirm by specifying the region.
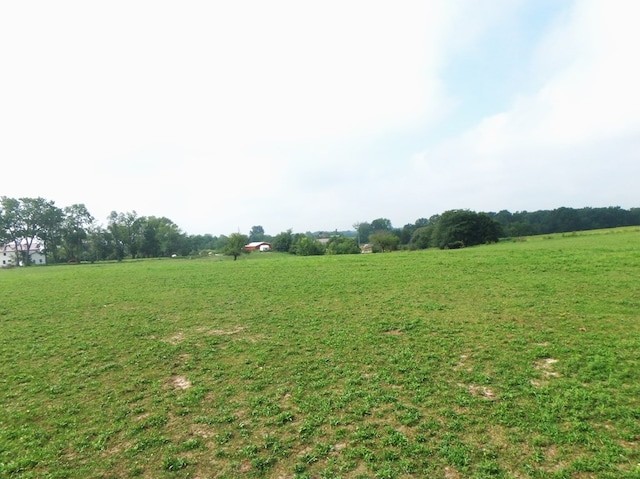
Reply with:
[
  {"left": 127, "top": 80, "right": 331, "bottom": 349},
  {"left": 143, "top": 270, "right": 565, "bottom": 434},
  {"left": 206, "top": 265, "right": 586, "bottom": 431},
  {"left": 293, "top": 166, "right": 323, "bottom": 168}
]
[{"left": 1, "top": 1, "right": 638, "bottom": 236}]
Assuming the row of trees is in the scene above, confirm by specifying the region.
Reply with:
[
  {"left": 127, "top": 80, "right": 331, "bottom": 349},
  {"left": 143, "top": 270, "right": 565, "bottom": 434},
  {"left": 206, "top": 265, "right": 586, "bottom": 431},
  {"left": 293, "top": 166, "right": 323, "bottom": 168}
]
[
  {"left": 487, "top": 206, "right": 640, "bottom": 237},
  {"left": 0, "top": 197, "right": 195, "bottom": 264},
  {"left": 222, "top": 230, "right": 361, "bottom": 260},
  {"left": 282, "top": 206, "right": 640, "bottom": 255},
  {"left": 352, "top": 206, "right": 640, "bottom": 253},
  {"left": 2, "top": 196, "right": 639, "bottom": 264},
  {"left": 229, "top": 210, "right": 502, "bottom": 257},
  {"left": 353, "top": 210, "right": 502, "bottom": 253},
  {"left": 0, "top": 196, "right": 363, "bottom": 264}
]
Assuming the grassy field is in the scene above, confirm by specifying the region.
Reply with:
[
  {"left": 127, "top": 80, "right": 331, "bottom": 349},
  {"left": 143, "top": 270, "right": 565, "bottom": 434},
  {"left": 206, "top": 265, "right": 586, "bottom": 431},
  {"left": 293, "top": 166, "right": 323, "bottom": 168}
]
[{"left": 1, "top": 228, "right": 639, "bottom": 478}]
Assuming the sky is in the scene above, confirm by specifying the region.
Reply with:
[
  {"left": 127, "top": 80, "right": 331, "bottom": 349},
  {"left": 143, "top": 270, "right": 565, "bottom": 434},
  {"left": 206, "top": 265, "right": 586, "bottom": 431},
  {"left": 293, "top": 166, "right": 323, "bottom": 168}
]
[{"left": 1, "top": 0, "right": 639, "bottom": 236}]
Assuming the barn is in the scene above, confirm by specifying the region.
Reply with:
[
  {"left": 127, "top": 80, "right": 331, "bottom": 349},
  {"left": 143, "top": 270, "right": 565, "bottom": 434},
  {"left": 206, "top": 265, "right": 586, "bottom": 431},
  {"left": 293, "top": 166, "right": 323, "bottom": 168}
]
[{"left": 244, "top": 241, "right": 272, "bottom": 252}]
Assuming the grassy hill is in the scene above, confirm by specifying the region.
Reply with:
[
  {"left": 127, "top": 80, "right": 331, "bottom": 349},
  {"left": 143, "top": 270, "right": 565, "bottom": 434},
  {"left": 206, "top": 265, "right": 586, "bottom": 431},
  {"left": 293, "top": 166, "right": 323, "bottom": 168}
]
[{"left": 1, "top": 228, "right": 639, "bottom": 478}]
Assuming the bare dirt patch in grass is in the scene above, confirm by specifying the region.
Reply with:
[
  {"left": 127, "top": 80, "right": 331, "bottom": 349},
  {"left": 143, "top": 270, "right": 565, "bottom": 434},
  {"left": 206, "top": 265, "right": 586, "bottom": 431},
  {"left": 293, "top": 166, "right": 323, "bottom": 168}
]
[
  {"left": 190, "top": 424, "right": 213, "bottom": 438},
  {"left": 383, "top": 329, "right": 404, "bottom": 335},
  {"left": 169, "top": 375, "right": 192, "bottom": 390},
  {"left": 532, "top": 358, "right": 560, "bottom": 387},
  {"left": 164, "top": 332, "right": 185, "bottom": 345},
  {"left": 445, "top": 466, "right": 462, "bottom": 478},
  {"left": 197, "top": 325, "right": 247, "bottom": 336},
  {"left": 179, "top": 353, "right": 191, "bottom": 361},
  {"left": 453, "top": 353, "right": 473, "bottom": 371},
  {"left": 460, "top": 383, "right": 497, "bottom": 400}
]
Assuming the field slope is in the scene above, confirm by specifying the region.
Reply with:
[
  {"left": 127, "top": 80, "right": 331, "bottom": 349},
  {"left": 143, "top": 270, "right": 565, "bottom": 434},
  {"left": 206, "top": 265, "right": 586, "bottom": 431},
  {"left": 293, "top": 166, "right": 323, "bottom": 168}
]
[{"left": 1, "top": 229, "right": 639, "bottom": 478}]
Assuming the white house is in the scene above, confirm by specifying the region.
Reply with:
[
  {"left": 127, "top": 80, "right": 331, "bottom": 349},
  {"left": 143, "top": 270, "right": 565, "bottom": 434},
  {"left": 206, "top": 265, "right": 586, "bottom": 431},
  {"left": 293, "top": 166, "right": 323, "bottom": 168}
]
[{"left": 1, "top": 240, "right": 47, "bottom": 267}]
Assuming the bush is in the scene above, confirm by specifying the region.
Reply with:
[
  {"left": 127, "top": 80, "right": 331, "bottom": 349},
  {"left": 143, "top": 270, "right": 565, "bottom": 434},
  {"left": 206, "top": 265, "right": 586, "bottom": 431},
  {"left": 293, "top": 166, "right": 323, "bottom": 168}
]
[
  {"left": 291, "top": 236, "right": 325, "bottom": 256},
  {"left": 326, "top": 236, "right": 360, "bottom": 255}
]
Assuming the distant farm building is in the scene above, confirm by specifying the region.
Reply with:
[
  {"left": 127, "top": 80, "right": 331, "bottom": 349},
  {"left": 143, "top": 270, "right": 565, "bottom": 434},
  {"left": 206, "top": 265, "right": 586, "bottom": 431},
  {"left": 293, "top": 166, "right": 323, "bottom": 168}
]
[
  {"left": 2, "top": 240, "right": 47, "bottom": 267},
  {"left": 244, "top": 242, "right": 272, "bottom": 252},
  {"left": 360, "top": 243, "right": 373, "bottom": 254}
]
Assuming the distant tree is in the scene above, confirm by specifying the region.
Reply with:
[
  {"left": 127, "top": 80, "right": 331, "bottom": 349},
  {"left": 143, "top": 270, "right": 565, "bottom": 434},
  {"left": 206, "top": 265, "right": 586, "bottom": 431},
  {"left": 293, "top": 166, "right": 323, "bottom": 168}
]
[
  {"left": 272, "top": 229, "right": 293, "bottom": 252},
  {"left": 369, "top": 231, "right": 400, "bottom": 252},
  {"left": 370, "top": 218, "right": 393, "bottom": 232},
  {"left": 224, "top": 233, "right": 249, "bottom": 260},
  {"left": 506, "top": 222, "right": 539, "bottom": 237},
  {"left": 61, "top": 204, "right": 94, "bottom": 261},
  {"left": 249, "top": 225, "right": 265, "bottom": 242},
  {"left": 353, "top": 222, "right": 362, "bottom": 245},
  {"left": 138, "top": 216, "right": 188, "bottom": 257},
  {"left": 86, "top": 225, "right": 111, "bottom": 262},
  {"left": 213, "top": 235, "right": 229, "bottom": 251},
  {"left": 189, "top": 234, "right": 218, "bottom": 252},
  {"left": 414, "top": 217, "right": 430, "bottom": 228},
  {"left": 399, "top": 223, "right": 416, "bottom": 245},
  {"left": 326, "top": 236, "right": 360, "bottom": 254},
  {"left": 355, "top": 222, "right": 372, "bottom": 244},
  {"left": 0, "top": 196, "right": 63, "bottom": 265},
  {"left": 432, "top": 210, "right": 502, "bottom": 249},
  {"left": 291, "top": 236, "right": 325, "bottom": 256},
  {"left": 409, "top": 225, "right": 434, "bottom": 250},
  {"left": 107, "top": 211, "right": 143, "bottom": 260},
  {"left": 40, "top": 201, "right": 67, "bottom": 262}
]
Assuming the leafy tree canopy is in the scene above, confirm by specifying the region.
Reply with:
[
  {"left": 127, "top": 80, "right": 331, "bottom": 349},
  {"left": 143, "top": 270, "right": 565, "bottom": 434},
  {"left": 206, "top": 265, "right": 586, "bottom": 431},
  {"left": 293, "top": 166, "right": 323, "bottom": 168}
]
[
  {"left": 326, "top": 236, "right": 360, "bottom": 255},
  {"left": 370, "top": 218, "right": 393, "bottom": 232},
  {"left": 272, "top": 229, "right": 293, "bottom": 252},
  {"left": 369, "top": 231, "right": 400, "bottom": 252},
  {"left": 432, "top": 210, "right": 502, "bottom": 249},
  {"left": 290, "top": 236, "right": 325, "bottom": 256},
  {"left": 249, "top": 225, "right": 265, "bottom": 242},
  {"left": 223, "top": 233, "right": 249, "bottom": 260},
  {"left": 409, "top": 225, "right": 434, "bottom": 250}
]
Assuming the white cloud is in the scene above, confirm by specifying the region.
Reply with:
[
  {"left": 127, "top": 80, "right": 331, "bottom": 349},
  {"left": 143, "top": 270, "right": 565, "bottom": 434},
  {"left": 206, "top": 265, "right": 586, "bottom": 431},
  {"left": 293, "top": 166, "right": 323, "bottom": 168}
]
[
  {"left": 1, "top": 1, "right": 638, "bottom": 235},
  {"left": 409, "top": 0, "right": 640, "bottom": 216}
]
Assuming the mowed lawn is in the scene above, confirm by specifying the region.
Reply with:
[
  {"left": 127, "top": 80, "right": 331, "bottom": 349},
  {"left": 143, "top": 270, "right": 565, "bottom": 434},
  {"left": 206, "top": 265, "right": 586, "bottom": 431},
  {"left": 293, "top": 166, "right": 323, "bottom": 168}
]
[{"left": 1, "top": 229, "right": 639, "bottom": 479}]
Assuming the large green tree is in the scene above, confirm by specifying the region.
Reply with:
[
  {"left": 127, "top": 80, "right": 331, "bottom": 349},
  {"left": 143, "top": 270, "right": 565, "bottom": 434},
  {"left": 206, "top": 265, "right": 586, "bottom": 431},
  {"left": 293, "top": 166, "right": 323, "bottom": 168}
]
[
  {"left": 85, "top": 225, "right": 112, "bottom": 262},
  {"left": 326, "top": 236, "right": 360, "bottom": 255},
  {"left": 291, "top": 236, "right": 325, "bottom": 256},
  {"left": 369, "top": 230, "right": 400, "bottom": 252},
  {"left": 0, "top": 196, "right": 63, "bottom": 265},
  {"left": 354, "top": 222, "right": 372, "bottom": 245},
  {"left": 409, "top": 225, "right": 434, "bottom": 250},
  {"left": 272, "top": 229, "right": 293, "bottom": 252},
  {"left": 248, "top": 225, "right": 265, "bottom": 242},
  {"left": 138, "top": 216, "right": 188, "bottom": 257},
  {"left": 432, "top": 210, "right": 502, "bottom": 249},
  {"left": 188, "top": 234, "right": 218, "bottom": 253},
  {"left": 61, "top": 204, "right": 94, "bottom": 261},
  {"left": 370, "top": 218, "right": 393, "bottom": 232},
  {"left": 107, "top": 211, "right": 143, "bottom": 260}
]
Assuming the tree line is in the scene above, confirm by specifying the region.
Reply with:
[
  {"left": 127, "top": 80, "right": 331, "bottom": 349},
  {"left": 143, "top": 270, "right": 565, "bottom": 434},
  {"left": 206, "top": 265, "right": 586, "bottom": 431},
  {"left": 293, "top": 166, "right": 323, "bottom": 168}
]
[
  {"left": 2, "top": 196, "right": 639, "bottom": 264},
  {"left": 352, "top": 206, "right": 640, "bottom": 253},
  {"left": 0, "top": 197, "right": 195, "bottom": 264},
  {"left": 488, "top": 207, "right": 640, "bottom": 237}
]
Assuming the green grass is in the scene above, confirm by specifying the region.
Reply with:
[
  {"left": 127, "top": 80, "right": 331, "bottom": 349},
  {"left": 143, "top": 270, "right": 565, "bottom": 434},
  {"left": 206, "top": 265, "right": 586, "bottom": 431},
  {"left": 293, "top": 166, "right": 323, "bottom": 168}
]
[{"left": 1, "top": 228, "right": 639, "bottom": 478}]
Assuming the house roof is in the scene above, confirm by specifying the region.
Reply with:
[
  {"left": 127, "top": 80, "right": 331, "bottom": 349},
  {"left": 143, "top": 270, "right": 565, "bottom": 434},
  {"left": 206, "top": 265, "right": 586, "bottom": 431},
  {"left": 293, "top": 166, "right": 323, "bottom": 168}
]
[
  {"left": 245, "top": 241, "right": 271, "bottom": 248},
  {"left": 3, "top": 241, "right": 45, "bottom": 253}
]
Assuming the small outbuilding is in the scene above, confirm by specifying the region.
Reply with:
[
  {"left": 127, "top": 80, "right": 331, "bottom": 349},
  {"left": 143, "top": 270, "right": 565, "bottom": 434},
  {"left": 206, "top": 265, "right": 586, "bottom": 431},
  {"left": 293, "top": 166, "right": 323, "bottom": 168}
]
[{"left": 244, "top": 241, "right": 272, "bottom": 252}]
